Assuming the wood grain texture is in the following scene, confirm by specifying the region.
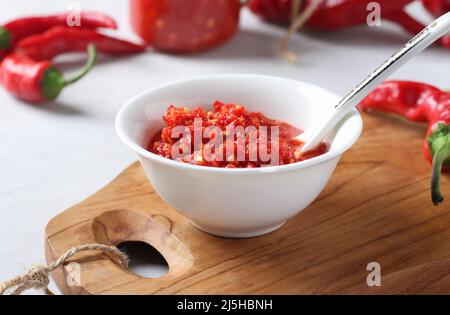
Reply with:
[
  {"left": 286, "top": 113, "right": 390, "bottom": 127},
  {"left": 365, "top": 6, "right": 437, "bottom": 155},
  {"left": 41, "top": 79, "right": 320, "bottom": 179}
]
[{"left": 45, "top": 112, "right": 450, "bottom": 294}]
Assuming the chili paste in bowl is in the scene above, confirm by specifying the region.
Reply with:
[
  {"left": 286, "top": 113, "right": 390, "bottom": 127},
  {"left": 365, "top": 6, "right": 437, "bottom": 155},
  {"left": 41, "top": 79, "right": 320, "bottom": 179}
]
[
  {"left": 149, "top": 101, "right": 327, "bottom": 168},
  {"left": 116, "top": 75, "right": 362, "bottom": 237}
]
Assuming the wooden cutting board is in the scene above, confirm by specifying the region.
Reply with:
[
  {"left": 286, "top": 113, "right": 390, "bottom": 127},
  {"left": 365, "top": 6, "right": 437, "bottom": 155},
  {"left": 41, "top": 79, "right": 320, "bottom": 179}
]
[{"left": 45, "top": 112, "right": 450, "bottom": 295}]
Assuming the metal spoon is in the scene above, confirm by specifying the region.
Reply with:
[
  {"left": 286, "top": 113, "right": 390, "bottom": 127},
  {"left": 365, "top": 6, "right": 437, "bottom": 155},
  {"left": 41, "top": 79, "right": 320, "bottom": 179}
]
[{"left": 300, "top": 12, "right": 450, "bottom": 152}]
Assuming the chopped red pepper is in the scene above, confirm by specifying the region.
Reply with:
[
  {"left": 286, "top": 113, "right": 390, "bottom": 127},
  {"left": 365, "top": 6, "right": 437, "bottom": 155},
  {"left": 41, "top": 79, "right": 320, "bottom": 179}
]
[
  {"left": 149, "top": 102, "right": 327, "bottom": 168},
  {"left": 130, "top": 0, "right": 241, "bottom": 53}
]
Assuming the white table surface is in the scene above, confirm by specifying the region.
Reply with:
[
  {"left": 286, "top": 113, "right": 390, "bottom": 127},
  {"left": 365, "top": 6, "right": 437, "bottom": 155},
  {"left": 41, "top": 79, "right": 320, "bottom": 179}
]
[{"left": 1, "top": 0, "right": 449, "bottom": 294}]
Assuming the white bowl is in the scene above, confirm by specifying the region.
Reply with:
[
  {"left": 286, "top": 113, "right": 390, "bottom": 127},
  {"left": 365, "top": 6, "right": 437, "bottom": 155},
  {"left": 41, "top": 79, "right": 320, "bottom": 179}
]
[{"left": 116, "top": 75, "right": 362, "bottom": 238}]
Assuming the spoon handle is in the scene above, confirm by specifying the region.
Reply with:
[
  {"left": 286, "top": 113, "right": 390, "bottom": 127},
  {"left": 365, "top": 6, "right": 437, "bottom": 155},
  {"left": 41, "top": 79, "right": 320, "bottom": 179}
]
[{"left": 301, "top": 12, "right": 450, "bottom": 152}]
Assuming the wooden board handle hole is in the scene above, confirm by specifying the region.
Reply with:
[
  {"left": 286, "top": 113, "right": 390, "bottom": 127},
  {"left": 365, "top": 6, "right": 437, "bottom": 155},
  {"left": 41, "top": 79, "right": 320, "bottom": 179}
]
[
  {"left": 117, "top": 241, "right": 169, "bottom": 278},
  {"left": 92, "top": 209, "right": 194, "bottom": 279}
]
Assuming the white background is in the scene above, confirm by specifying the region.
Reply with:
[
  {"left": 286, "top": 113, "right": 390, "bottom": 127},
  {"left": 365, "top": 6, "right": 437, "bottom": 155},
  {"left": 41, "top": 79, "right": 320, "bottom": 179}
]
[{"left": 1, "top": 1, "right": 449, "bottom": 294}]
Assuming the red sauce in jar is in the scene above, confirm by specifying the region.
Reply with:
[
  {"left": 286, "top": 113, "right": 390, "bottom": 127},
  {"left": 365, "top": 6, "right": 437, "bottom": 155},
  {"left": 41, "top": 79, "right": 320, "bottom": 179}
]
[
  {"left": 130, "top": 0, "right": 241, "bottom": 53},
  {"left": 149, "top": 101, "right": 328, "bottom": 168}
]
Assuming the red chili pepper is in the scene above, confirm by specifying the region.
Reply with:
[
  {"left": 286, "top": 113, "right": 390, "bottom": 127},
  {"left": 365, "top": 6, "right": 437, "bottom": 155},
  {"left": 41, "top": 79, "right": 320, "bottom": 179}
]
[
  {"left": 420, "top": 0, "right": 450, "bottom": 48},
  {"left": 384, "top": 9, "right": 450, "bottom": 50},
  {"left": 359, "top": 81, "right": 450, "bottom": 205},
  {"left": 422, "top": 0, "right": 450, "bottom": 16},
  {"left": 0, "top": 44, "right": 97, "bottom": 103},
  {"left": 248, "top": 0, "right": 450, "bottom": 49},
  {"left": 248, "top": 0, "right": 413, "bottom": 27},
  {"left": 16, "top": 26, "right": 146, "bottom": 61},
  {"left": 0, "top": 12, "right": 117, "bottom": 54}
]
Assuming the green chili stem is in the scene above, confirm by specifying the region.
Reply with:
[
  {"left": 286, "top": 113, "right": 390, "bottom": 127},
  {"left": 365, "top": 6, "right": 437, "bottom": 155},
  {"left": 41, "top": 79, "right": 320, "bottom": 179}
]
[
  {"left": 0, "top": 26, "right": 11, "bottom": 50},
  {"left": 429, "top": 132, "right": 450, "bottom": 205},
  {"left": 63, "top": 44, "right": 97, "bottom": 86},
  {"left": 431, "top": 148, "right": 447, "bottom": 205},
  {"left": 428, "top": 123, "right": 450, "bottom": 205}
]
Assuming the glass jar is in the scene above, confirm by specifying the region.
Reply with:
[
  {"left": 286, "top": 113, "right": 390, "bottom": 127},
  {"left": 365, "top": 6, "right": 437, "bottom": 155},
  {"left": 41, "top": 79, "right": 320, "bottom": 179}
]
[{"left": 130, "top": 0, "right": 241, "bottom": 53}]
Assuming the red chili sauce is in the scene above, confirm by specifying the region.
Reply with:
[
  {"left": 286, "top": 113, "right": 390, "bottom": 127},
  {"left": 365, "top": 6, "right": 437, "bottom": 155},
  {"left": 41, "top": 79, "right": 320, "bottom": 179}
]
[
  {"left": 130, "top": 0, "right": 241, "bottom": 53},
  {"left": 149, "top": 101, "right": 327, "bottom": 168}
]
